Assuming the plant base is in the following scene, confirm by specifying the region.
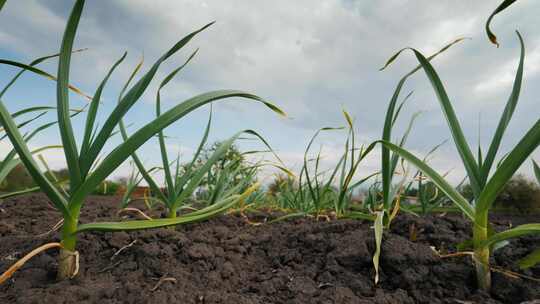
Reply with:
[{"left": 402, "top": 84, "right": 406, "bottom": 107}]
[
  {"left": 473, "top": 248, "right": 492, "bottom": 291},
  {"left": 57, "top": 248, "right": 78, "bottom": 280}
]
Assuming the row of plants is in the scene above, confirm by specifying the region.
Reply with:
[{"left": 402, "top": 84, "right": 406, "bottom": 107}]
[{"left": 0, "top": 0, "right": 538, "bottom": 294}]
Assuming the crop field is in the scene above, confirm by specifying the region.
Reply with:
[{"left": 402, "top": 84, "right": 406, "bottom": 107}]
[{"left": 0, "top": 0, "right": 539, "bottom": 303}]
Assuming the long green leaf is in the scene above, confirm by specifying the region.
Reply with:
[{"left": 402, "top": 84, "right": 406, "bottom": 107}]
[
  {"left": 117, "top": 58, "right": 170, "bottom": 205},
  {"left": 72, "top": 90, "right": 284, "bottom": 206},
  {"left": 80, "top": 23, "right": 214, "bottom": 175},
  {"left": 118, "top": 120, "right": 168, "bottom": 204},
  {"left": 0, "top": 111, "right": 46, "bottom": 139},
  {"left": 476, "top": 118, "right": 540, "bottom": 213},
  {"left": 344, "top": 211, "right": 376, "bottom": 221},
  {"left": 518, "top": 247, "right": 540, "bottom": 269},
  {"left": 480, "top": 224, "right": 540, "bottom": 248},
  {"left": 388, "top": 111, "right": 422, "bottom": 193},
  {"left": 57, "top": 0, "right": 84, "bottom": 190},
  {"left": 173, "top": 129, "right": 275, "bottom": 210},
  {"left": 115, "top": 56, "right": 169, "bottom": 204},
  {"left": 156, "top": 49, "right": 198, "bottom": 194},
  {"left": 0, "top": 101, "right": 69, "bottom": 216},
  {"left": 76, "top": 183, "right": 258, "bottom": 233},
  {"left": 0, "top": 52, "right": 90, "bottom": 100},
  {"left": 5, "top": 106, "right": 54, "bottom": 118},
  {"left": 174, "top": 108, "right": 213, "bottom": 196},
  {"left": 173, "top": 123, "right": 241, "bottom": 211},
  {"left": 391, "top": 91, "right": 413, "bottom": 127},
  {"left": 0, "top": 144, "right": 62, "bottom": 183},
  {"left": 303, "top": 127, "right": 343, "bottom": 210},
  {"left": 380, "top": 38, "right": 467, "bottom": 209},
  {"left": 0, "top": 185, "right": 41, "bottom": 199},
  {"left": 80, "top": 52, "right": 127, "bottom": 159},
  {"left": 385, "top": 47, "right": 482, "bottom": 198},
  {"left": 76, "top": 195, "right": 236, "bottom": 232},
  {"left": 378, "top": 140, "right": 475, "bottom": 220},
  {"left": 481, "top": 32, "right": 524, "bottom": 185}
]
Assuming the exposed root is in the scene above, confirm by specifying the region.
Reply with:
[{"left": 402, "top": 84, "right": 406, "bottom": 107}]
[
  {"left": 36, "top": 218, "right": 64, "bottom": 238},
  {"left": 491, "top": 266, "right": 540, "bottom": 283},
  {"left": 437, "top": 251, "right": 474, "bottom": 258},
  {"left": 151, "top": 276, "right": 177, "bottom": 291},
  {"left": 111, "top": 240, "right": 137, "bottom": 261},
  {"left": 436, "top": 249, "right": 540, "bottom": 283},
  {"left": 240, "top": 209, "right": 266, "bottom": 226},
  {"left": 318, "top": 282, "right": 334, "bottom": 289},
  {"left": 98, "top": 261, "right": 122, "bottom": 273},
  {"left": 117, "top": 208, "right": 153, "bottom": 220},
  {"left": 316, "top": 214, "right": 331, "bottom": 222},
  {"left": 0, "top": 242, "right": 62, "bottom": 284}
]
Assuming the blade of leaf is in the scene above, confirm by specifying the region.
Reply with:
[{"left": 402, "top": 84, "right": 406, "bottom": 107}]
[
  {"left": 80, "top": 23, "right": 214, "bottom": 175},
  {"left": 518, "top": 247, "right": 540, "bottom": 269},
  {"left": 0, "top": 100, "right": 69, "bottom": 217},
  {"left": 389, "top": 47, "right": 483, "bottom": 198},
  {"left": 481, "top": 31, "right": 524, "bottom": 185},
  {"left": 80, "top": 52, "right": 127, "bottom": 159},
  {"left": 378, "top": 140, "right": 475, "bottom": 221},
  {"left": 73, "top": 90, "right": 285, "bottom": 206},
  {"left": 76, "top": 183, "right": 259, "bottom": 233},
  {"left": 156, "top": 50, "right": 198, "bottom": 195},
  {"left": 57, "top": 0, "right": 84, "bottom": 190},
  {"left": 373, "top": 211, "right": 384, "bottom": 284},
  {"left": 477, "top": 118, "right": 540, "bottom": 213},
  {"left": 380, "top": 38, "right": 467, "bottom": 210},
  {"left": 480, "top": 224, "right": 540, "bottom": 248}
]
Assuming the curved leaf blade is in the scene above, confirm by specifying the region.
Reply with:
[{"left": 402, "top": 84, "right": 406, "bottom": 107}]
[
  {"left": 481, "top": 31, "right": 524, "bottom": 184},
  {"left": 485, "top": 0, "right": 518, "bottom": 47},
  {"left": 477, "top": 118, "right": 540, "bottom": 213},
  {"left": 72, "top": 90, "right": 285, "bottom": 204},
  {"left": 57, "top": 0, "right": 84, "bottom": 189},
  {"left": 480, "top": 224, "right": 540, "bottom": 248},
  {"left": 378, "top": 140, "right": 475, "bottom": 221},
  {"left": 76, "top": 183, "right": 259, "bottom": 233}
]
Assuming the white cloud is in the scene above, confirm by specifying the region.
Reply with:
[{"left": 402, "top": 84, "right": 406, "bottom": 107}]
[{"left": 0, "top": 0, "right": 538, "bottom": 186}]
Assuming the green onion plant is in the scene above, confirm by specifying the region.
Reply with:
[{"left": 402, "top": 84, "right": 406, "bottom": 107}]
[
  {"left": 0, "top": 0, "right": 284, "bottom": 280},
  {"left": 379, "top": 31, "right": 540, "bottom": 291}
]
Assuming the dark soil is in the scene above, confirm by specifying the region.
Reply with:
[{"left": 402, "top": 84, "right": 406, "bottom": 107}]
[{"left": 1, "top": 193, "right": 539, "bottom": 304}]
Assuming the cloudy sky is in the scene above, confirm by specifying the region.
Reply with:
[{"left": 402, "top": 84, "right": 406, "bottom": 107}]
[{"left": 0, "top": 0, "right": 539, "bottom": 185}]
